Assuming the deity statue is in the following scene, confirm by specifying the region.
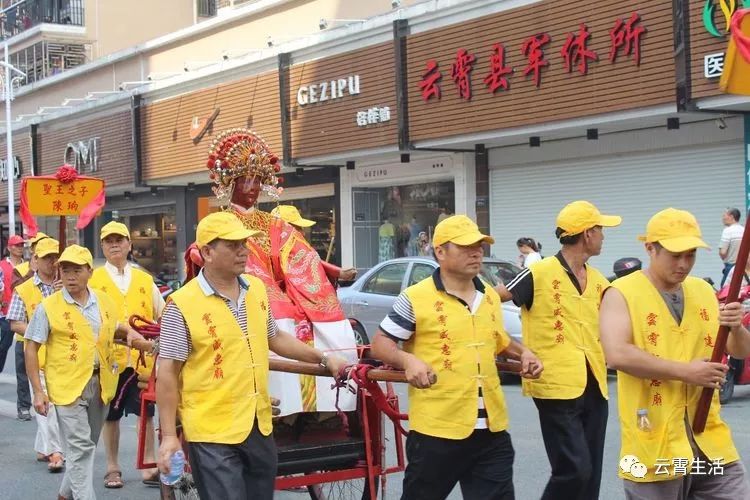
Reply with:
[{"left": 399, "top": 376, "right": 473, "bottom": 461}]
[{"left": 204, "top": 129, "right": 358, "bottom": 415}]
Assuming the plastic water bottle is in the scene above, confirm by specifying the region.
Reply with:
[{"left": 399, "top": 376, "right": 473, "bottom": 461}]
[
  {"left": 160, "top": 450, "right": 185, "bottom": 485},
  {"left": 636, "top": 409, "right": 652, "bottom": 432}
]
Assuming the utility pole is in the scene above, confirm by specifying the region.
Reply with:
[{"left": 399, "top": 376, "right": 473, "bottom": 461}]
[{"left": 1, "top": 40, "right": 27, "bottom": 236}]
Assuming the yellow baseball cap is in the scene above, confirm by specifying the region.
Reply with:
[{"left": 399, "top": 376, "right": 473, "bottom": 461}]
[
  {"left": 34, "top": 238, "right": 60, "bottom": 258},
  {"left": 196, "top": 211, "right": 260, "bottom": 247},
  {"left": 100, "top": 221, "right": 131, "bottom": 240},
  {"left": 29, "top": 232, "right": 49, "bottom": 246},
  {"left": 556, "top": 201, "right": 622, "bottom": 237},
  {"left": 638, "top": 208, "right": 709, "bottom": 252},
  {"left": 58, "top": 245, "right": 94, "bottom": 268},
  {"left": 271, "top": 205, "right": 316, "bottom": 228},
  {"left": 433, "top": 215, "right": 494, "bottom": 247}
]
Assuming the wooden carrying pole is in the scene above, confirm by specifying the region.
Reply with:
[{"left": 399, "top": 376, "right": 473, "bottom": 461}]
[
  {"left": 693, "top": 225, "right": 750, "bottom": 433},
  {"left": 268, "top": 358, "right": 522, "bottom": 382}
]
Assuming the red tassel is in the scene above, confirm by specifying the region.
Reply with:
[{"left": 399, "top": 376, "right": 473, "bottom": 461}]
[
  {"left": 76, "top": 187, "right": 106, "bottom": 230},
  {"left": 19, "top": 178, "right": 38, "bottom": 235}
]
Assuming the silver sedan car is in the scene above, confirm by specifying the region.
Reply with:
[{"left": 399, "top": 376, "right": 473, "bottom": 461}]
[{"left": 337, "top": 257, "right": 523, "bottom": 346}]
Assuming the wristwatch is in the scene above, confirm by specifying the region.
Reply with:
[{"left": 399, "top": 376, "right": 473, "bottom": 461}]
[{"left": 319, "top": 352, "right": 329, "bottom": 369}]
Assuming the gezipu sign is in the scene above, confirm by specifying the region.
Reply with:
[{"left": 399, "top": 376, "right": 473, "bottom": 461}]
[{"left": 297, "top": 75, "right": 361, "bottom": 105}]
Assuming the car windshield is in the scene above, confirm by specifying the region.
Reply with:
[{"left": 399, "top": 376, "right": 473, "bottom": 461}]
[{"left": 480, "top": 261, "right": 522, "bottom": 286}]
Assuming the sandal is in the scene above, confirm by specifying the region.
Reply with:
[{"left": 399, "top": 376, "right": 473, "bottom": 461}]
[
  {"left": 142, "top": 469, "right": 160, "bottom": 487},
  {"left": 104, "top": 470, "right": 124, "bottom": 489},
  {"left": 48, "top": 453, "right": 64, "bottom": 473}
]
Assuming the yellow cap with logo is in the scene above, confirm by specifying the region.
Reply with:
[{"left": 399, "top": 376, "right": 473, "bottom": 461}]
[
  {"left": 100, "top": 221, "right": 131, "bottom": 240},
  {"left": 196, "top": 211, "right": 259, "bottom": 247},
  {"left": 58, "top": 245, "right": 94, "bottom": 268},
  {"left": 433, "top": 215, "right": 494, "bottom": 247},
  {"left": 556, "top": 200, "right": 622, "bottom": 237},
  {"left": 271, "top": 205, "right": 316, "bottom": 228},
  {"left": 34, "top": 238, "right": 60, "bottom": 258},
  {"left": 638, "top": 208, "right": 709, "bottom": 252},
  {"left": 29, "top": 232, "right": 49, "bottom": 246}
]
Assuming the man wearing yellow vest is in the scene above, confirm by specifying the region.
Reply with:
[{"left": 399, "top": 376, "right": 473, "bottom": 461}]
[
  {"left": 8, "top": 232, "right": 49, "bottom": 423},
  {"left": 600, "top": 208, "right": 750, "bottom": 499},
  {"left": 371, "top": 215, "right": 543, "bottom": 500},
  {"left": 156, "top": 212, "right": 347, "bottom": 500},
  {"left": 497, "top": 200, "right": 620, "bottom": 500},
  {"left": 11, "top": 232, "right": 49, "bottom": 289},
  {"left": 90, "top": 221, "right": 164, "bottom": 488},
  {"left": 7, "top": 238, "right": 64, "bottom": 471},
  {"left": 23, "top": 245, "right": 145, "bottom": 500}
]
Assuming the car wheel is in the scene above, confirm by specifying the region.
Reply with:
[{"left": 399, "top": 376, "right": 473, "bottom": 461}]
[{"left": 351, "top": 321, "right": 370, "bottom": 346}]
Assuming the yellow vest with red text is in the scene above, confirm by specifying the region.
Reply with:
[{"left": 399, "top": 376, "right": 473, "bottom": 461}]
[
  {"left": 14, "top": 261, "right": 30, "bottom": 279},
  {"left": 89, "top": 267, "right": 155, "bottom": 375},
  {"left": 612, "top": 272, "right": 739, "bottom": 482},
  {"left": 170, "top": 275, "right": 273, "bottom": 444},
  {"left": 14, "top": 278, "right": 47, "bottom": 368},
  {"left": 521, "top": 257, "right": 609, "bottom": 400},
  {"left": 11, "top": 261, "right": 32, "bottom": 341},
  {"left": 43, "top": 289, "right": 119, "bottom": 406},
  {"left": 404, "top": 278, "right": 511, "bottom": 440}
]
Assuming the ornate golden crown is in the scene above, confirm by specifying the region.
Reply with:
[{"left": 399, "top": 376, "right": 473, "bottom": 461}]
[{"left": 206, "top": 129, "right": 283, "bottom": 204}]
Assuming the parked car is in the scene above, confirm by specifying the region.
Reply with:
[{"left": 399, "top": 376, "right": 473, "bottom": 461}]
[{"left": 337, "top": 257, "right": 523, "bottom": 346}]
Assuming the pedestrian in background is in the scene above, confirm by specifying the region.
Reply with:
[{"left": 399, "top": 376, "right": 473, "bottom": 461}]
[
  {"left": 0, "top": 234, "right": 29, "bottom": 420},
  {"left": 719, "top": 208, "right": 744, "bottom": 287},
  {"left": 516, "top": 237, "right": 542, "bottom": 268}
]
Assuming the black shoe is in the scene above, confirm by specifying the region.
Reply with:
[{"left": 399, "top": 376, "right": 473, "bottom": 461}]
[{"left": 17, "top": 409, "right": 32, "bottom": 421}]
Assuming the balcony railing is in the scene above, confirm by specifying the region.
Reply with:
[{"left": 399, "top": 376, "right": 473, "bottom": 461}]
[
  {"left": 0, "top": 0, "right": 84, "bottom": 40},
  {"left": 196, "top": 0, "right": 216, "bottom": 17}
]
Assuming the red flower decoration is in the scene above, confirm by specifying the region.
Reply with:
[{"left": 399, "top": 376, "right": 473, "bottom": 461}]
[{"left": 55, "top": 165, "right": 79, "bottom": 183}]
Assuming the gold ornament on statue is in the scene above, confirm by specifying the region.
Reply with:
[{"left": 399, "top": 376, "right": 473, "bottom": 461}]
[{"left": 205, "top": 128, "right": 283, "bottom": 206}]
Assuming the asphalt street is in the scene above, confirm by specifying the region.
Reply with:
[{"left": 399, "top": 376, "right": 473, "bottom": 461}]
[{"left": 1, "top": 357, "right": 749, "bottom": 499}]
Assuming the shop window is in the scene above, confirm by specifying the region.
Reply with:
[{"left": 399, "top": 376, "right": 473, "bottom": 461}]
[
  {"left": 408, "top": 263, "right": 435, "bottom": 287},
  {"left": 257, "top": 196, "right": 336, "bottom": 263},
  {"left": 362, "top": 263, "right": 408, "bottom": 296},
  {"left": 353, "top": 181, "right": 454, "bottom": 269},
  {"left": 127, "top": 213, "right": 178, "bottom": 281}
]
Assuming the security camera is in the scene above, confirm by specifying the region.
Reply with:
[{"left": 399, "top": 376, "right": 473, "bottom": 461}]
[
  {"left": 319, "top": 18, "right": 328, "bottom": 30},
  {"left": 183, "top": 65, "right": 190, "bottom": 72},
  {"left": 118, "top": 83, "right": 125, "bottom": 91},
  {"left": 391, "top": 0, "right": 401, "bottom": 8},
  {"left": 266, "top": 35, "right": 273, "bottom": 47},
  {"left": 222, "top": 53, "right": 229, "bottom": 61},
  {"left": 716, "top": 117, "right": 727, "bottom": 130},
  {"left": 146, "top": 75, "right": 153, "bottom": 81}
]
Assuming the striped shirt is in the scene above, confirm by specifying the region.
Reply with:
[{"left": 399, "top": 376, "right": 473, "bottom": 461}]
[
  {"left": 159, "top": 270, "right": 277, "bottom": 363},
  {"left": 6, "top": 273, "right": 56, "bottom": 323},
  {"left": 379, "top": 269, "right": 490, "bottom": 430}
]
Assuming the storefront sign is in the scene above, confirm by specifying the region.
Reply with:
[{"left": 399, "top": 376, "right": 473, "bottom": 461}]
[
  {"left": 703, "top": 0, "right": 748, "bottom": 38},
  {"left": 64, "top": 137, "right": 100, "bottom": 173},
  {"left": 704, "top": 52, "right": 725, "bottom": 78},
  {"left": 24, "top": 177, "right": 104, "bottom": 216},
  {"left": 356, "top": 106, "right": 391, "bottom": 127},
  {"left": 419, "top": 12, "right": 645, "bottom": 101},
  {"left": 0, "top": 156, "right": 21, "bottom": 182},
  {"left": 297, "top": 75, "right": 361, "bottom": 105},
  {"left": 356, "top": 160, "right": 450, "bottom": 183}
]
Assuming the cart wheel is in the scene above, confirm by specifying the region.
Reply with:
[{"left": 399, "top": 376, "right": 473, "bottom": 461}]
[
  {"left": 307, "top": 476, "right": 378, "bottom": 500},
  {"left": 159, "top": 473, "right": 200, "bottom": 500}
]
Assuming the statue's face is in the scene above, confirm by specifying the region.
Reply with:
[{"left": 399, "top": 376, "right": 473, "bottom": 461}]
[{"left": 231, "top": 175, "right": 262, "bottom": 208}]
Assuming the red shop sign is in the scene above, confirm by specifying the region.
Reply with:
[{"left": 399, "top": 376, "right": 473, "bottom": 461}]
[{"left": 419, "top": 11, "right": 646, "bottom": 102}]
